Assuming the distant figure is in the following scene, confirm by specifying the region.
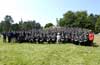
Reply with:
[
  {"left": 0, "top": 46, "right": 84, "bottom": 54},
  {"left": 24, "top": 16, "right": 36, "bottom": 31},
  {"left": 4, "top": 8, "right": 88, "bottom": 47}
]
[
  {"left": 2, "top": 32, "right": 7, "bottom": 42},
  {"left": 7, "top": 31, "right": 14, "bottom": 43},
  {"left": 56, "top": 33, "right": 61, "bottom": 43}
]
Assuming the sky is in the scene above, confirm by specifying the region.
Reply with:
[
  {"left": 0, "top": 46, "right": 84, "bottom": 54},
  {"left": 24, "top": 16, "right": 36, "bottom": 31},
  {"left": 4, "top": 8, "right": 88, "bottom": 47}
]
[{"left": 0, "top": 0, "right": 100, "bottom": 26}]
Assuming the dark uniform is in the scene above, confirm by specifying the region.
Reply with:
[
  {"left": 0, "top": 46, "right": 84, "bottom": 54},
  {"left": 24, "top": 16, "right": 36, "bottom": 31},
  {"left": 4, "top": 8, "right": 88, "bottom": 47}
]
[
  {"left": 7, "top": 32, "right": 12, "bottom": 43},
  {"left": 2, "top": 32, "right": 7, "bottom": 42}
]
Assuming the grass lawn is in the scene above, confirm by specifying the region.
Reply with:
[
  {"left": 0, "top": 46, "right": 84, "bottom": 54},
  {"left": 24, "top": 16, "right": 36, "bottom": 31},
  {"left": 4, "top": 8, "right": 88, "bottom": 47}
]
[{"left": 0, "top": 35, "right": 100, "bottom": 65}]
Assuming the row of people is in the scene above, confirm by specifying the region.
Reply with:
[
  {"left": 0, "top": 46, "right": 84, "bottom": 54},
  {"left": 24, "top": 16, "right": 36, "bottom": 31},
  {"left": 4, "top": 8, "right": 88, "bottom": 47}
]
[{"left": 1, "top": 27, "right": 94, "bottom": 45}]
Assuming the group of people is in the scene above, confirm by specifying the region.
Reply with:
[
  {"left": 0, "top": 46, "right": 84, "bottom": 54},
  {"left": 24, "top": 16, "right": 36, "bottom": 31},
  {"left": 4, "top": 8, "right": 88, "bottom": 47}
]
[{"left": 1, "top": 27, "right": 94, "bottom": 45}]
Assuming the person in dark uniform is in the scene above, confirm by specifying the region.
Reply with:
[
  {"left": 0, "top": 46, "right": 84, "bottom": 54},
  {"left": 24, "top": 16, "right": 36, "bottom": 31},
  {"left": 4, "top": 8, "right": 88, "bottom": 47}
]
[
  {"left": 46, "top": 33, "right": 51, "bottom": 43},
  {"left": 2, "top": 32, "right": 7, "bottom": 42},
  {"left": 7, "top": 32, "right": 12, "bottom": 43},
  {"left": 51, "top": 33, "right": 56, "bottom": 43},
  {"left": 60, "top": 32, "right": 65, "bottom": 43}
]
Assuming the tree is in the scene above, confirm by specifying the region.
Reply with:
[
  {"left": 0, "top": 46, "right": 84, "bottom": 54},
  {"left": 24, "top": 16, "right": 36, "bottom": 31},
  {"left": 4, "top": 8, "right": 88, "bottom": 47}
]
[
  {"left": 19, "top": 18, "right": 24, "bottom": 30},
  {"left": 95, "top": 16, "right": 100, "bottom": 33},
  {"left": 3, "top": 15, "right": 14, "bottom": 32},
  {"left": 57, "top": 11, "right": 75, "bottom": 27},
  {"left": 75, "top": 11, "right": 88, "bottom": 28},
  {"left": 44, "top": 23, "right": 54, "bottom": 28},
  {"left": 57, "top": 11, "right": 94, "bottom": 29},
  {"left": 87, "top": 14, "right": 96, "bottom": 31},
  {"left": 63, "top": 11, "right": 76, "bottom": 27},
  {"left": 35, "top": 23, "right": 41, "bottom": 29},
  {"left": 57, "top": 11, "right": 88, "bottom": 27},
  {"left": 18, "top": 20, "right": 41, "bottom": 30},
  {"left": 0, "top": 15, "right": 42, "bottom": 32},
  {"left": 57, "top": 18, "right": 66, "bottom": 27},
  {"left": 11, "top": 23, "right": 20, "bottom": 31}
]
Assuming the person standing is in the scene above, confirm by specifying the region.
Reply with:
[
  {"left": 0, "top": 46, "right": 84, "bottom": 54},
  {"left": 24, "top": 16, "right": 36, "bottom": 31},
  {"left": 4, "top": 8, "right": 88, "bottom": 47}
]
[
  {"left": 56, "top": 33, "right": 61, "bottom": 43},
  {"left": 2, "top": 32, "right": 7, "bottom": 42},
  {"left": 88, "top": 31, "right": 94, "bottom": 46},
  {"left": 7, "top": 32, "right": 12, "bottom": 43}
]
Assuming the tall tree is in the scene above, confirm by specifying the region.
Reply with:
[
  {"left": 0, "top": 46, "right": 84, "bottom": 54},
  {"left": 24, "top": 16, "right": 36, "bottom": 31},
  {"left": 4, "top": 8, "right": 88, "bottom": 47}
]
[
  {"left": 18, "top": 20, "right": 41, "bottom": 30},
  {"left": 87, "top": 14, "right": 96, "bottom": 31},
  {"left": 35, "top": 23, "right": 41, "bottom": 29},
  {"left": 19, "top": 18, "right": 24, "bottom": 30},
  {"left": 95, "top": 16, "right": 100, "bottom": 33},
  {"left": 44, "top": 23, "right": 54, "bottom": 28},
  {"left": 75, "top": 11, "right": 88, "bottom": 28},
  {"left": 3, "top": 15, "right": 14, "bottom": 32},
  {"left": 57, "top": 11, "right": 93, "bottom": 28},
  {"left": 63, "top": 11, "right": 75, "bottom": 27}
]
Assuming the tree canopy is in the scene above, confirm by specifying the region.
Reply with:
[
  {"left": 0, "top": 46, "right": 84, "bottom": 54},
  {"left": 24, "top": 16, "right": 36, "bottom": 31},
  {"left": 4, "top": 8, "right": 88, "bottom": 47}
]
[
  {"left": 0, "top": 15, "right": 42, "bottom": 32},
  {"left": 44, "top": 23, "right": 54, "bottom": 28}
]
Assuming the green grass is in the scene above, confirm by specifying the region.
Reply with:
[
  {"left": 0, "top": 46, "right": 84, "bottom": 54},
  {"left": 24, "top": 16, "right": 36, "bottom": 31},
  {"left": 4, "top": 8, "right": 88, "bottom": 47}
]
[{"left": 0, "top": 35, "right": 100, "bottom": 65}]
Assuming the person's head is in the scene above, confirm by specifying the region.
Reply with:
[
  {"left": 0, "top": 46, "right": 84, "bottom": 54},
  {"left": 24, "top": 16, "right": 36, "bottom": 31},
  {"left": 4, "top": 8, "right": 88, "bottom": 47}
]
[
  {"left": 89, "top": 30, "right": 93, "bottom": 33},
  {"left": 57, "top": 33, "right": 60, "bottom": 35}
]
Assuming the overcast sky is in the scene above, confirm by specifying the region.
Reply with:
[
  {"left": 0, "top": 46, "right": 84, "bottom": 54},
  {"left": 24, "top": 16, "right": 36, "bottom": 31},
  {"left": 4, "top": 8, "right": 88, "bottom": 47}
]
[{"left": 0, "top": 0, "right": 100, "bottom": 26}]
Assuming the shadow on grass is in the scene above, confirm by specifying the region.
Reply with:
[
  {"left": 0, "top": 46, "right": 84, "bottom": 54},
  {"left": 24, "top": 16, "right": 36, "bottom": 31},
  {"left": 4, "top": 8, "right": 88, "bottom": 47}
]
[
  {"left": 92, "top": 42, "right": 99, "bottom": 47},
  {"left": 82, "top": 43, "right": 99, "bottom": 47},
  {"left": 73, "top": 42, "right": 99, "bottom": 47}
]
